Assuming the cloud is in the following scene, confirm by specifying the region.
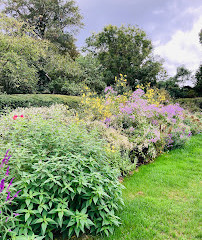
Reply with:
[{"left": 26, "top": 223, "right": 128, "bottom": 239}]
[{"left": 154, "top": 14, "right": 202, "bottom": 76}]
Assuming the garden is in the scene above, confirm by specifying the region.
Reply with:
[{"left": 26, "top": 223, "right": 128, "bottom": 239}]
[
  {"left": 0, "top": 75, "right": 201, "bottom": 239},
  {"left": 0, "top": 1, "right": 202, "bottom": 239}
]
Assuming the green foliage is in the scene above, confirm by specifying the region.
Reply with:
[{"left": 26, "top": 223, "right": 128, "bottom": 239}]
[
  {"left": 176, "top": 97, "right": 202, "bottom": 112},
  {"left": 157, "top": 66, "right": 197, "bottom": 99},
  {"left": 194, "top": 65, "right": 202, "bottom": 97},
  {"left": 0, "top": 15, "right": 48, "bottom": 94},
  {"left": 2, "top": 0, "right": 83, "bottom": 58},
  {"left": 0, "top": 94, "right": 81, "bottom": 113},
  {"left": 0, "top": 15, "right": 85, "bottom": 95},
  {"left": 76, "top": 54, "right": 106, "bottom": 93},
  {"left": 84, "top": 24, "right": 163, "bottom": 88},
  {"left": 99, "top": 134, "right": 202, "bottom": 240},
  {"left": 0, "top": 106, "right": 123, "bottom": 239}
]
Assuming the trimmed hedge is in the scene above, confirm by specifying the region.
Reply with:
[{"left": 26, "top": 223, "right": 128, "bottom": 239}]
[
  {"left": 0, "top": 94, "right": 81, "bottom": 111},
  {"left": 176, "top": 97, "right": 202, "bottom": 112}
]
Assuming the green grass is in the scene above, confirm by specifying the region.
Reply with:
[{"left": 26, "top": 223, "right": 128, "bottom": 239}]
[{"left": 96, "top": 134, "right": 202, "bottom": 240}]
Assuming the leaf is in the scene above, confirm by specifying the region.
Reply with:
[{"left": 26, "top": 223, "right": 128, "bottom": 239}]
[
  {"left": 75, "top": 227, "right": 80, "bottom": 237},
  {"left": 38, "top": 206, "right": 43, "bottom": 214},
  {"left": 25, "top": 213, "right": 30, "bottom": 222},
  {"left": 48, "top": 231, "right": 53, "bottom": 240},
  {"left": 41, "top": 222, "right": 47, "bottom": 236},
  {"left": 47, "top": 218, "right": 57, "bottom": 225},
  {"left": 25, "top": 198, "right": 31, "bottom": 207},
  {"left": 93, "top": 195, "right": 98, "bottom": 205},
  {"left": 32, "top": 218, "right": 43, "bottom": 224}
]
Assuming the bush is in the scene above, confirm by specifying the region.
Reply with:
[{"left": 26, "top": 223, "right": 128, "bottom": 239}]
[
  {"left": 176, "top": 98, "right": 202, "bottom": 112},
  {"left": 0, "top": 150, "right": 21, "bottom": 240},
  {"left": 0, "top": 106, "right": 123, "bottom": 239},
  {"left": 79, "top": 77, "right": 200, "bottom": 165},
  {"left": 0, "top": 94, "right": 81, "bottom": 113}
]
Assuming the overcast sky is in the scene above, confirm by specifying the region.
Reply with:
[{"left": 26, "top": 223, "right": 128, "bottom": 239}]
[{"left": 76, "top": 0, "right": 202, "bottom": 77}]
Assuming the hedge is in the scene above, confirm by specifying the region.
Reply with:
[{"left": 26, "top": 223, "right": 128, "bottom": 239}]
[
  {"left": 176, "top": 97, "right": 202, "bottom": 112},
  {"left": 0, "top": 94, "right": 81, "bottom": 112}
]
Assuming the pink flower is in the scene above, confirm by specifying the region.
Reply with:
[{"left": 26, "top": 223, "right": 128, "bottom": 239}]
[
  {"left": 20, "top": 115, "right": 24, "bottom": 118},
  {"left": 13, "top": 115, "right": 18, "bottom": 120}
]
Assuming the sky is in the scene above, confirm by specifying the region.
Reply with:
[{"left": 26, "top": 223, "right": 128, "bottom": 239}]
[{"left": 76, "top": 0, "right": 202, "bottom": 78}]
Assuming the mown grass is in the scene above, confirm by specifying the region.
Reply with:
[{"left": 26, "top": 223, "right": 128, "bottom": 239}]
[{"left": 94, "top": 134, "right": 202, "bottom": 240}]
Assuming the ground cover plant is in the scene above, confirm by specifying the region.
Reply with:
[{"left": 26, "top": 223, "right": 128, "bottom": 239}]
[{"left": 98, "top": 134, "right": 202, "bottom": 240}]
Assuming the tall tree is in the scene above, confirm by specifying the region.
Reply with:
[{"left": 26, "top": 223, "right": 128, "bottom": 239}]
[
  {"left": 2, "top": 0, "right": 83, "bottom": 58},
  {"left": 194, "top": 65, "right": 202, "bottom": 97},
  {"left": 199, "top": 29, "right": 202, "bottom": 44},
  {"left": 83, "top": 24, "right": 163, "bottom": 88},
  {"left": 173, "top": 66, "right": 192, "bottom": 86}
]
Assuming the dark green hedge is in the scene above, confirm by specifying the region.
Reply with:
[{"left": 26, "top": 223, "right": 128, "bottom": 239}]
[
  {"left": 176, "top": 97, "right": 202, "bottom": 112},
  {"left": 0, "top": 94, "right": 81, "bottom": 111}
]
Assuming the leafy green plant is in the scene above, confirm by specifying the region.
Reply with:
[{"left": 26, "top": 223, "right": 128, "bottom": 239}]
[
  {"left": 0, "top": 107, "right": 124, "bottom": 239},
  {"left": 13, "top": 153, "right": 123, "bottom": 239},
  {"left": 0, "top": 150, "right": 21, "bottom": 240}
]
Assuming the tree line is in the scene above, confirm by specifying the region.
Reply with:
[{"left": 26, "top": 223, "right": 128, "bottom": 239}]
[{"left": 0, "top": 0, "right": 201, "bottom": 97}]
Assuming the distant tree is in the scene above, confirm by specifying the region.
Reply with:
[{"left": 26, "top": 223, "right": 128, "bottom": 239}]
[
  {"left": 0, "top": 15, "right": 83, "bottom": 95},
  {"left": 83, "top": 24, "right": 163, "bottom": 89},
  {"left": 2, "top": 0, "right": 83, "bottom": 58},
  {"left": 173, "top": 66, "right": 192, "bottom": 86},
  {"left": 199, "top": 29, "right": 202, "bottom": 44},
  {"left": 76, "top": 54, "right": 106, "bottom": 93},
  {"left": 194, "top": 65, "right": 202, "bottom": 97},
  {"left": 194, "top": 30, "right": 202, "bottom": 96}
]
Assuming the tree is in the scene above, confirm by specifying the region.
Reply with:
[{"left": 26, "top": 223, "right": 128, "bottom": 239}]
[
  {"left": 199, "top": 29, "right": 202, "bottom": 44},
  {"left": 83, "top": 24, "right": 163, "bottom": 88},
  {"left": 76, "top": 54, "right": 106, "bottom": 93},
  {"left": 173, "top": 66, "right": 192, "bottom": 87},
  {"left": 2, "top": 0, "right": 83, "bottom": 58},
  {"left": 0, "top": 15, "right": 83, "bottom": 95},
  {"left": 194, "top": 65, "right": 202, "bottom": 97}
]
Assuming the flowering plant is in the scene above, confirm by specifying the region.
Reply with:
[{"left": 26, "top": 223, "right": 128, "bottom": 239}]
[
  {"left": 0, "top": 150, "right": 21, "bottom": 240},
  {"left": 80, "top": 76, "right": 197, "bottom": 166}
]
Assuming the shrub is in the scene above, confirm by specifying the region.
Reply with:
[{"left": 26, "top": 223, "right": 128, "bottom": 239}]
[
  {"left": 0, "top": 106, "right": 124, "bottom": 239},
  {"left": 79, "top": 77, "right": 200, "bottom": 165},
  {"left": 0, "top": 94, "right": 81, "bottom": 113},
  {"left": 0, "top": 150, "right": 21, "bottom": 240},
  {"left": 176, "top": 97, "right": 202, "bottom": 112}
]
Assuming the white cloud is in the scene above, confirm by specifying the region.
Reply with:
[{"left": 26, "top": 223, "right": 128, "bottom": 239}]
[{"left": 154, "top": 14, "right": 202, "bottom": 77}]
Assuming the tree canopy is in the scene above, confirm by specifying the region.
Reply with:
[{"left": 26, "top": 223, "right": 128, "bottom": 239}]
[
  {"left": 83, "top": 24, "right": 163, "bottom": 88},
  {"left": 2, "top": 0, "right": 83, "bottom": 58}
]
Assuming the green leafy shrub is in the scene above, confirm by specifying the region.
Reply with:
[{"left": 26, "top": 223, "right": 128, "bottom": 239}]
[
  {"left": 0, "top": 94, "right": 81, "bottom": 113},
  {"left": 0, "top": 150, "right": 22, "bottom": 240},
  {"left": 0, "top": 106, "right": 123, "bottom": 239},
  {"left": 176, "top": 98, "right": 202, "bottom": 112}
]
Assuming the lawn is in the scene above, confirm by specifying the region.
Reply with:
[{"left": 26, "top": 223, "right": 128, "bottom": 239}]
[{"left": 96, "top": 134, "right": 202, "bottom": 240}]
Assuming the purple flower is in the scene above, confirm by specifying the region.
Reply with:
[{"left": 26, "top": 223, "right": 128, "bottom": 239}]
[
  {"left": 6, "top": 192, "right": 11, "bottom": 201},
  {"left": 0, "top": 178, "right": 5, "bottom": 193},
  {"left": 104, "top": 117, "right": 111, "bottom": 124},
  {"left": 13, "top": 213, "right": 19, "bottom": 217},
  {"left": 188, "top": 132, "right": 192, "bottom": 137},
  {"left": 5, "top": 166, "right": 10, "bottom": 176},
  {"left": 104, "top": 86, "right": 116, "bottom": 94},
  {"left": 13, "top": 190, "right": 22, "bottom": 199},
  {"left": 7, "top": 177, "right": 15, "bottom": 192}
]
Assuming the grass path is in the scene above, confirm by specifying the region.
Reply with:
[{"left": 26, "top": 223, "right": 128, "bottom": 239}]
[{"left": 99, "top": 134, "right": 202, "bottom": 240}]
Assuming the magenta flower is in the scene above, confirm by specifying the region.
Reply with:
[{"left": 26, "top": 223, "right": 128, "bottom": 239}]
[
  {"left": 5, "top": 166, "right": 10, "bottom": 176},
  {"left": 7, "top": 177, "right": 15, "bottom": 192}
]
